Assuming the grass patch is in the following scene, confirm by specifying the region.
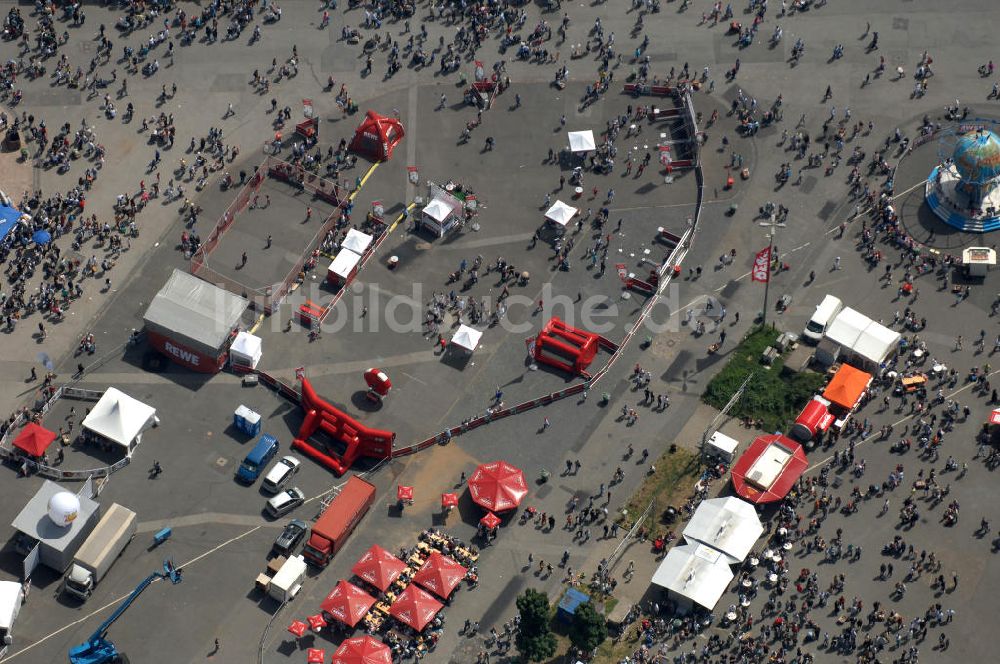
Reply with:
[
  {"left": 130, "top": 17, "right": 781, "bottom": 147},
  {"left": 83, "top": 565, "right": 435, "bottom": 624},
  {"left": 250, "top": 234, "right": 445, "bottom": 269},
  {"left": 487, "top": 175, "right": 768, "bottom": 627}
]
[
  {"left": 621, "top": 447, "right": 701, "bottom": 541},
  {"left": 702, "top": 326, "right": 827, "bottom": 433}
]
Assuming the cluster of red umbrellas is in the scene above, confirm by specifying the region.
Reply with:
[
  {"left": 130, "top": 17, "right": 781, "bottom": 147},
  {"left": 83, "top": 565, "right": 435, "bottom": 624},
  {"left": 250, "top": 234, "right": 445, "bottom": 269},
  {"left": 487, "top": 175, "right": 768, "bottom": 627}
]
[{"left": 331, "top": 636, "right": 392, "bottom": 664}]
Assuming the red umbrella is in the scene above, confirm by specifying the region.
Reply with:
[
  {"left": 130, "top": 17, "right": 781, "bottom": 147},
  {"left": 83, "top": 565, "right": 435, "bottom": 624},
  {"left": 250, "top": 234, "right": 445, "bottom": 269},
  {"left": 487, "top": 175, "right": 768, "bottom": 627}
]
[
  {"left": 12, "top": 423, "right": 57, "bottom": 457},
  {"left": 389, "top": 585, "right": 444, "bottom": 632},
  {"left": 479, "top": 511, "right": 501, "bottom": 530},
  {"left": 287, "top": 619, "right": 308, "bottom": 638},
  {"left": 330, "top": 636, "right": 392, "bottom": 664},
  {"left": 397, "top": 485, "right": 413, "bottom": 502},
  {"left": 467, "top": 460, "right": 528, "bottom": 512},
  {"left": 412, "top": 552, "right": 467, "bottom": 600},
  {"left": 321, "top": 580, "right": 376, "bottom": 628},
  {"left": 307, "top": 648, "right": 326, "bottom": 664},
  {"left": 441, "top": 493, "right": 458, "bottom": 508},
  {"left": 352, "top": 545, "right": 407, "bottom": 591},
  {"left": 307, "top": 613, "right": 327, "bottom": 631}
]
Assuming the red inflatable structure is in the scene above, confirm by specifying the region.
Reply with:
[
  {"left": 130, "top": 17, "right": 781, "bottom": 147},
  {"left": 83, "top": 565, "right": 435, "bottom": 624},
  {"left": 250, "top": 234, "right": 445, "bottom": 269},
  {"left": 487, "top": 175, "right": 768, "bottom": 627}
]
[
  {"left": 532, "top": 317, "right": 614, "bottom": 378},
  {"left": 292, "top": 378, "right": 395, "bottom": 475},
  {"left": 349, "top": 110, "right": 405, "bottom": 162}
]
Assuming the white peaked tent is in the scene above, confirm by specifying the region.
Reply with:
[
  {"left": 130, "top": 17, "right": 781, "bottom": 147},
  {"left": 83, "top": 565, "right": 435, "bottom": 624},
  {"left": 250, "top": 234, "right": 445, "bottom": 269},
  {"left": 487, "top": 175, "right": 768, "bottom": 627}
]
[
  {"left": 544, "top": 200, "right": 578, "bottom": 227},
  {"left": 82, "top": 388, "right": 156, "bottom": 456},
  {"left": 451, "top": 325, "right": 483, "bottom": 352},
  {"left": 824, "top": 307, "right": 870, "bottom": 350},
  {"left": 824, "top": 307, "right": 901, "bottom": 367},
  {"left": 421, "top": 197, "right": 462, "bottom": 237},
  {"left": 651, "top": 542, "right": 734, "bottom": 612},
  {"left": 230, "top": 331, "right": 263, "bottom": 369},
  {"left": 682, "top": 497, "right": 763, "bottom": 564},
  {"left": 328, "top": 249, "right": 362, "bottom": 281},
  {"left": 567, "top": 130, "right": 596, "bottom": 153},
  {"left": 342, "top": 228, "right": 373, "bottom": 255}
]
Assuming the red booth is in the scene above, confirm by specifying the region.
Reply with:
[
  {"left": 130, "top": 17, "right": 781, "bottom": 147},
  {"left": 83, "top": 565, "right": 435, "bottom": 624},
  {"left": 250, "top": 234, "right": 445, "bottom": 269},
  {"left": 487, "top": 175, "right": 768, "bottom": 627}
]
[
  {"left": 349, "top": 111, "right": 405, "bottom": 162},
  {"left": 532, "top": 317, "right": 609, "bottom": 378},
  {"left": 730, "top": 434, "right": 808, "bottom": 504},
  {"left": 292, "top": 378, "right": 395, "bottom": 475}
]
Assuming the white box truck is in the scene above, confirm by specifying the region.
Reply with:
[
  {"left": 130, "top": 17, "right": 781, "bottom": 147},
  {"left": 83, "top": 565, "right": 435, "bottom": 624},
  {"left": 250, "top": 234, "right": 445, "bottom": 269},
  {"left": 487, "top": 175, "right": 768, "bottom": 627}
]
[
  {"left": 268, "top": 555, "right": 307, "bottom": 603},
  {"left": 63, "top": 504, "right": 137, "bottom": 601},
  {"left": 0, "top": 580, "right": 24, "bottom": 657}
]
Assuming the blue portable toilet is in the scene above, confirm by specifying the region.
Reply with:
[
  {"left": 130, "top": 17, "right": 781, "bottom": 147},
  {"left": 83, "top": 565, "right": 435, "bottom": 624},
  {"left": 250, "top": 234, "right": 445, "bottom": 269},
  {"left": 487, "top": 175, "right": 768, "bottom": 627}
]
[
  {"left": 234, "top": 405, "right": 262, "bottom": 437},
  {"left": 557, "top": 588, "right": 590, "bottom": 624}
]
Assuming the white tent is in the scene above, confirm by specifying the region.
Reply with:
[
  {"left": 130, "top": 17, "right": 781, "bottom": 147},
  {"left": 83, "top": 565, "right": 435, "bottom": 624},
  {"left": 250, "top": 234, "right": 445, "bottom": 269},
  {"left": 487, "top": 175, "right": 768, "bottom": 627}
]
[
  {"left": 824, "top": 307, "right": 869, "bottom": 350},
  {"left": 853, "top": 321, "right": 900, "bottom": 366},
  {"left": 451, "top": 324, "right": 483, "bottom": 352},
  {"left": 682, "top": 497, "right": 763, "bottom": 564},
  {"left": 567, "top": 130, "right": 596, "bottom": 153},
  {"left": 704, "top": 431, "right": 740, "bottom": 464},
  {"left": 544, "top": 200, "right": 578, "bottom": 227},
  {"left": 824, "top": 307, "right": 900, "bottom": 367},
  {"left": 651, "top": 542, "right": 734, "bottom": 612},
  {"left": 342, "top": 228, "right": 373, "bottom": 255},
  {"left": 82, "top": 388, "right": 156, "bottom": 456},
  {"left": 328, "top": 249, "right": 362, "bottom": 281},
  {"left": 421, "top": 197, "right": 462, "bottom": 237},
  {"left": 230, "top": 331, "right": 262, "bottom": 369}
]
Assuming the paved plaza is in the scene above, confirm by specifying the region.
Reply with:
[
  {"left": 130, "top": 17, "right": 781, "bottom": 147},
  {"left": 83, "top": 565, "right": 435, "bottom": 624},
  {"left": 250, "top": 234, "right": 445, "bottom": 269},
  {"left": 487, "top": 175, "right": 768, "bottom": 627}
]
[{"left": 0, "top": 1, "right": 999, "bottom": 664}]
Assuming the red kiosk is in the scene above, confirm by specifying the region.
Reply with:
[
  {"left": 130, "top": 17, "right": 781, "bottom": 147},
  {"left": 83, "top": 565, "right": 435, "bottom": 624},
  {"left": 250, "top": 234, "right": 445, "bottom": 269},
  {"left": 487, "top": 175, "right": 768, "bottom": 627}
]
[
  {"left": 730, "top": 434, "right": 808, "bottom": 504},
  {"left": 292, "top": 377, "right": 395, "bottom": 475},
  {"left": 349, "top": 111, "right": 405, "bottom": 162},
  {"left": 789, "top": 397, "right": 835, "bottom": 443},
  {"left": 532, "top": 317, "right": 611, "bottom": 378}
]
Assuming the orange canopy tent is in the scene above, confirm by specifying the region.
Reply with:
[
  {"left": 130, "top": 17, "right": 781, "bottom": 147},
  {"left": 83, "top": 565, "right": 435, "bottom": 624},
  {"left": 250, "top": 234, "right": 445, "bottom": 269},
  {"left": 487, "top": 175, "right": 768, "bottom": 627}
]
[
  {"left": 321, "top": 580, "right": 376, "bottom": 627},
  {"left": 330, "top": 636, "right": 392, "bottom": 664},
  {"left": 12, "top": 422, "right": 57, "bottom": 457},
  {"left": 412, "top": 552, "right": 466, "bottom": 599},
  {"left": 822, "top": 364, "right": 872, "bottom": 410},
  {"left": 352, "top": 544, "right": 407, "bottom": 592},
  {"left": 389, "top": 585, "right": 443, "bottom": 632}
]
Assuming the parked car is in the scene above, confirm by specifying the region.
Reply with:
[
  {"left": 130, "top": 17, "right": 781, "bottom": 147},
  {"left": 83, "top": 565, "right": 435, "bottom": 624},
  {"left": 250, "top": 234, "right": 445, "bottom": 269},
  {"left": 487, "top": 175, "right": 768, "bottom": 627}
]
[
  {"left": 272, "top": 519, "right": 307, "bottom": 556},
  {"left": 266, "top": 488, "right": 305, "bottom": 518},
  {"left": 262, "top": 456, "right": 301, "bottom": 494}
]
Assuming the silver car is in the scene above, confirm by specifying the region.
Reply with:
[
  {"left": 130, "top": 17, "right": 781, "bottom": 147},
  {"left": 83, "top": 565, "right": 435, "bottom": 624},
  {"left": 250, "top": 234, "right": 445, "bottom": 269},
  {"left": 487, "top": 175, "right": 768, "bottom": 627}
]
[{"left": 261, "top": 456, "right": 301, "bottom": 494}]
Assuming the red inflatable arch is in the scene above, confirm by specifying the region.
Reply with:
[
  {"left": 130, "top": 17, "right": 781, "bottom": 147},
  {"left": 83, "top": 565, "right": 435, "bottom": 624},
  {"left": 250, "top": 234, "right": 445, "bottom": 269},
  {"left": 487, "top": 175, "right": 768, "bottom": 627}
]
[
  {"left": 532, "top": 317, "right": 609, "bottom": 378},
  {"left": 292, "top": 378, "right": 395, "bottom": 475}
]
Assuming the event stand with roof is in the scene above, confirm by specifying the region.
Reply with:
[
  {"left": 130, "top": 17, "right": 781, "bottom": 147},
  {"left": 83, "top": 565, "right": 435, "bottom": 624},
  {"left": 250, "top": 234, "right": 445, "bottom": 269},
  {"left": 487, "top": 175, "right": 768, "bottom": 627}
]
[
  {"left": 681, "top": 497, "right": 763, "bottom": 564},
  {"left": 420, "top": 195, "right": 463, "bottom": 238},
  {"left": 823, "top": 307, "right": 900, "bottom": 368},
  {"left": 229, "top": 331, "right": 263, "bottom": 371},
  {"left": 143, "top": 269, "right": 249, "bottom": 373},
  {"left": 567, "top": 130, "right": 597, "bottom": 153},
  {"left": 650, "top": 542, "right": 735, "bottom": 612},
  {"left": 544, "top": 200, "right": 579, "bottom": 228},
  {"left": 730, "top": 434, "right": 808, "bottom": 504},
  {"left": 81, "top": 387, "right": 157, "bottom": 457},
  {"left": 10, "top": 480, "right": 101, "bottom": 573},
  {"left": 926, "top": 129, "right": 1000, "bottom": 232},
  {"left": 822, "top": 364, "right": 872, "bottom": 412},
  {"left": 450, "top": 325, "right": 483, "bottom": 354}
]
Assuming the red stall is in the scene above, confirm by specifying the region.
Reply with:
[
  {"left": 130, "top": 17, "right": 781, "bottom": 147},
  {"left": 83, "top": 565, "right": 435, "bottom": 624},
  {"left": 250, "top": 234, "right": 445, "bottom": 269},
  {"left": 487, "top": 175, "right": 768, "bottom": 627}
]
[
  {"left": 730, "top": 434, "right": 808, "bottom": 504},
  {"left": 143, "top": 269, "right": 248, "bottom": 373}
]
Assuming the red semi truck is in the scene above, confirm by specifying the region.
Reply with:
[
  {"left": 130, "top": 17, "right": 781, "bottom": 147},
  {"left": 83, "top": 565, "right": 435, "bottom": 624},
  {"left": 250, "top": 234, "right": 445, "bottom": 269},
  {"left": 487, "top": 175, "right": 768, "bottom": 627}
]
[{"left": 302, "top": 476, "right": 376, "bottom": 567}]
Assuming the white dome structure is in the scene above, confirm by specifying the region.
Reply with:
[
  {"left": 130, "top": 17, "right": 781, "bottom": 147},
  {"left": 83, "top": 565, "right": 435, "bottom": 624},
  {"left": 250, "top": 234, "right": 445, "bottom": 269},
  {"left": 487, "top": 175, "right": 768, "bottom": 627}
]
[{"left": 47, "top": 491, "right": 80, "bottom": 528}]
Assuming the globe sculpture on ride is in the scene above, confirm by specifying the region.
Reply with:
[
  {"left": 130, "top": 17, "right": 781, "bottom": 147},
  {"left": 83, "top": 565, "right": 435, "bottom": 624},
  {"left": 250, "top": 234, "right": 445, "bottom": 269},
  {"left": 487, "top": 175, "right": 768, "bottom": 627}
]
[{"left": 926, "top": 128, "right": 1000, "bottom": 232}]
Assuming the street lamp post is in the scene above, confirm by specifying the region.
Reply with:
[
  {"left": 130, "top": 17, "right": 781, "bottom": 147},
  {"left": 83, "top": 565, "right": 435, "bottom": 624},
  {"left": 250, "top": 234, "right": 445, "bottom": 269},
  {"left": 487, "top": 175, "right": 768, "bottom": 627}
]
[{"left": 759, "top": 214, "right": 785, "bottom": 328}]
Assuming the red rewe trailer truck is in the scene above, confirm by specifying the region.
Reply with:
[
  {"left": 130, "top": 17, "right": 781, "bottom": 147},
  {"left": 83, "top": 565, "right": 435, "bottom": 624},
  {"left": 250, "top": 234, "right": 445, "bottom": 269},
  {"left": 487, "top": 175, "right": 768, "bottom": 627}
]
[{"left": 302, "top": 476, "right": 376, "bottom": 567}]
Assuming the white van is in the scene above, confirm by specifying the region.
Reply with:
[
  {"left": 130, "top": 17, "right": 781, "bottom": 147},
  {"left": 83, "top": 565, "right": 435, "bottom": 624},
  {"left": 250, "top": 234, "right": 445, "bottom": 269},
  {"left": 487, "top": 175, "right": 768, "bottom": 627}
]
[
  {"left": 803, "top": 295, "right": 844, "bottom": 343},
  {"left": 0, "top": 581, "right": 25, "bottom": 656}
]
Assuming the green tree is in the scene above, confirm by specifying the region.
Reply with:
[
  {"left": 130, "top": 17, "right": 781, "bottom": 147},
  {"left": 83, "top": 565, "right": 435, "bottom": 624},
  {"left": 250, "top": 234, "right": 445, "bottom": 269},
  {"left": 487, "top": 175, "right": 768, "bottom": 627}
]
[
  {"left": 568, "top": 601, "right": 608, "bottom": 653},
  {"left": 515, "top": 589, "right": 558, "bottom": 662}
]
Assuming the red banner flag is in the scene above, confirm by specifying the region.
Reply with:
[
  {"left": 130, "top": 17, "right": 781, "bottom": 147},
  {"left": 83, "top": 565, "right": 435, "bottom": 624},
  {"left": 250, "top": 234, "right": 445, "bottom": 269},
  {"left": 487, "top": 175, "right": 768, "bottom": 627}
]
[{"left": 751, "top": 247, "right": 771, "bottom": 283}]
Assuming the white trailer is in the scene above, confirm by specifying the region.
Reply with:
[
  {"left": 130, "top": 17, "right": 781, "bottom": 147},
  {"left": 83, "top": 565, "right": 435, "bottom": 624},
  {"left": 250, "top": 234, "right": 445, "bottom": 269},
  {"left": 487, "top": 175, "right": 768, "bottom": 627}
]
[
  {"left": 0, "top": 580, "right": 24, "bottom": 657},
  {"left": 63, "top": 504, "right": 137, "bottom": 601},
  {"left": 268, "top": 555, "right": 307, "bottom": 603}
]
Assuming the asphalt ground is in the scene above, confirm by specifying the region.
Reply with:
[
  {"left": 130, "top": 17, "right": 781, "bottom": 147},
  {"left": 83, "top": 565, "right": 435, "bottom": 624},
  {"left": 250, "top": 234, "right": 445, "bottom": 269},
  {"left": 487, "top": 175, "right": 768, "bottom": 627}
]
[{"left": 1, "top": 1, "right": 1000, "bottom": 663}]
